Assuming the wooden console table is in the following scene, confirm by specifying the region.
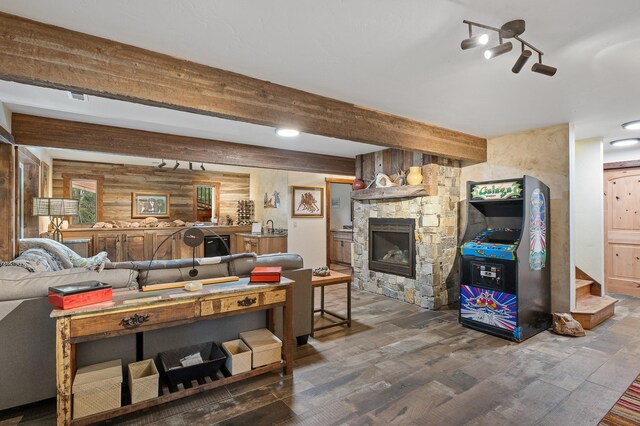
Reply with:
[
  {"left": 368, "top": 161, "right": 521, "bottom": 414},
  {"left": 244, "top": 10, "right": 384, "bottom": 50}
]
[
  {"left": 51, "top": 278, "right": 293, "bottom": 426},
  {"left": 310, "top": 271, "right": 352, "bottom": 337}
]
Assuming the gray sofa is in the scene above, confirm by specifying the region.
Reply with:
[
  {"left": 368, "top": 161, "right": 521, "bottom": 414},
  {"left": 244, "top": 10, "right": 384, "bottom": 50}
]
[{"left": 0, "top": 252, "right": 311, "bottom": 411}]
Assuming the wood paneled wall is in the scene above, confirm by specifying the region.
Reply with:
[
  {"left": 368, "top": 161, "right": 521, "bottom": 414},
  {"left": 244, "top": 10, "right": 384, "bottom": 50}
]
[
  {"left": 355, "top": 149, "right": 460, "bottom": 181},
  {"left": 53, "top": 160, "right": 250, "bottom": 223},
  {"left": 0, "top": 127, "right": 15, "bottom": 260}
]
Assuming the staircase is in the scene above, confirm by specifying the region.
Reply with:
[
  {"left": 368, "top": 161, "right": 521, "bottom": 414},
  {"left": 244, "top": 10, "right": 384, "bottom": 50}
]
[{"left": 570, "top": 268, "right": 618, "bottom": 330}]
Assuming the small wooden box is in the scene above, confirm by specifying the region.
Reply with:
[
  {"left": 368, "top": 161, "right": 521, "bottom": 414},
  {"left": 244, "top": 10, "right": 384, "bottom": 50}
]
[
  {"left": 221, "top": 339, "right": 252, "bottom": 375},
  {"left": 239, "top": 329, "right": 282, "bottom": 368},
  {"left": 128, "top": 359, "right": 159, "bottom": 404},
  {"left": 72, "top": 359, "right": 122, "bottom": 419}
]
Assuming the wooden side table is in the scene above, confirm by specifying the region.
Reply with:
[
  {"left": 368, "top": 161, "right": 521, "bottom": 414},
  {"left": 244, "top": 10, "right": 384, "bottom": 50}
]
[
  {"left": 52, "top": 278, "right": 294, "bottom": 426},
  {"left": 310, "top": 271, "right": 352, "bottom": 337}
]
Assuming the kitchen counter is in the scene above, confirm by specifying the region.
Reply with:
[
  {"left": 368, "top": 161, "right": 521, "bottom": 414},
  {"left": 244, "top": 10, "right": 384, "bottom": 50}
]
[{"left": 236, "top": 232, "right": 288, "bottom": 238}]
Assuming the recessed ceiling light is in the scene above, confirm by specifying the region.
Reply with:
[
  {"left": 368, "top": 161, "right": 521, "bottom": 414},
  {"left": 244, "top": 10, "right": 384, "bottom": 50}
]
[
  {"left": 275, "top": 128, "right": 300, "bottom": 137},
  {"left": 610, "top": 139, "right": 640, "bottom": 147},
  {"left": 622, "top": 120, "right": 640, "bottom": 130}
]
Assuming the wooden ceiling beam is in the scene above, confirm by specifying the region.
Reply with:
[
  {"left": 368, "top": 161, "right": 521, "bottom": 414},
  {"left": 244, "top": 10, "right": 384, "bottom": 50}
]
[
  {"left": 11, "top": 114, "right": 356, "bottom": 175},
  {"left": 0, "top": 12, "right": 487, "bottom": 163}
]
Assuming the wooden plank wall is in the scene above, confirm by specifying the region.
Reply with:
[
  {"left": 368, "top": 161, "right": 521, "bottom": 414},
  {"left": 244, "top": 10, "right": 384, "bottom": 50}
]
[
  {"left": 52, "top": 160, "right": 250, "bottom": 223},
  {"left": 356, "top": 149, "right": 442, "bottom": 181},
  {"left": 0, "top": 129, "right": 15, "bottom": 260}
]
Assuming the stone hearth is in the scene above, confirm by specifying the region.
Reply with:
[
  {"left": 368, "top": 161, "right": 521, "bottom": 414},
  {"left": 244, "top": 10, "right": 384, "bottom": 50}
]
[{"left": 352, "top": 158, "right": 460, "bottom": 309}]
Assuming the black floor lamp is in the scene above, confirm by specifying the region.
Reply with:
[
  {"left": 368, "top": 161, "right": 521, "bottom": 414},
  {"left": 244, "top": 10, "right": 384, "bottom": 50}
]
[{"left": 32, "top": 197, "right": 79, "bottom": 242}]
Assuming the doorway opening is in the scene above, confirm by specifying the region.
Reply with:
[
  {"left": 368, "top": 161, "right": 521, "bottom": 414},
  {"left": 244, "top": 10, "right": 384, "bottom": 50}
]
[{"left": 325, "top": 178, "right": 354, "bottom": 273}]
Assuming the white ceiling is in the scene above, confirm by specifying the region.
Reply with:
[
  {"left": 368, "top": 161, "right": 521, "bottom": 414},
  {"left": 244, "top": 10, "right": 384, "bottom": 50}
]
[{"left": 1, "top": 0, "right": 640, "bottom": 156}]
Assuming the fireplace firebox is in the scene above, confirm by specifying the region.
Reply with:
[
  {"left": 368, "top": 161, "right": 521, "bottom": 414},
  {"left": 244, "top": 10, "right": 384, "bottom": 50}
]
[{"left": 368, "top": 218, "right": 416, "bottom": 278}]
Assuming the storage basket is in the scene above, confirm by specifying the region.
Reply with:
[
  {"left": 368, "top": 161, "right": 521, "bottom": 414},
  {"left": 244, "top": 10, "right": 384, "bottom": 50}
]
[
  {"left": 221, "top": 339, "right": 252, "bottom": 376},
  {"left": 128, "top": 359, "right": 159, "bottom": 404},
  {"left": 239, "top": 328, "right": 282, "bottom": 368},
  {"left": 158, "top": 342, "right": 226, "bottom": 387},
  {"left": 72, "top": 359, "right": 122, "bottom": 419}
]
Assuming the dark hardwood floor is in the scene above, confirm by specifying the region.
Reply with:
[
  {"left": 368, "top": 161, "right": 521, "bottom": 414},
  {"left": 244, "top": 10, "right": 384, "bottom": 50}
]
[{"left": 2, "top": 287, "right": 640, "bottom": 426}]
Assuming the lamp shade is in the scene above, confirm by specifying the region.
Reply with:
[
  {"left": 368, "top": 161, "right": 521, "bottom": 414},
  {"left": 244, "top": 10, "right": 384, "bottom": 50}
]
[{"left": 33, "top": 198, "right": 79, "bottom": 217}]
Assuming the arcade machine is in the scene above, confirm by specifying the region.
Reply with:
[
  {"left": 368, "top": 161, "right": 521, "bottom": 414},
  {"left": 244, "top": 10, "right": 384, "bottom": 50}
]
[{"left": 459, "top": 176, "right": 550, "bottom": 342}]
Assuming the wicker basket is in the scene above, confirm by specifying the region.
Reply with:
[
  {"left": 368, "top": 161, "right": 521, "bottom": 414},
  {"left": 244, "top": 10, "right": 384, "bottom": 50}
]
[
  {"left": 128, "top": 359, "right": 159, "bottom": 404},
  {"left": 239, "top": 329, "right": 282, "bottom": 368},
  {"left": 221, "top": 339, "right": 252, "bottom": 376},
  {"left": 72, "top": 359, "right": 122, "bottom": 419}
]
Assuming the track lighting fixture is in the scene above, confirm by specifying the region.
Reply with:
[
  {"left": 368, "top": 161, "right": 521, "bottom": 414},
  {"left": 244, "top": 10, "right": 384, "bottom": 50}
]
[
  {"left": 173, "top": 161, "right": 180, "bottom": 170},
  {"left": 462, "top": 19, "right": 557, "bottom": 77},
  {"left": 200, "top": 162, "right": 205, "bottom": 171},
  {"left": 158, "top": 159, "right": 166, "bottom": 168}
]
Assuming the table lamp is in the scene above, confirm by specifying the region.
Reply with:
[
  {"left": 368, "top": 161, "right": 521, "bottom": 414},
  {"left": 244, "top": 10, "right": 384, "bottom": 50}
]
[{"left": 32, "top": 197, "right": 79, "bottom": 242}]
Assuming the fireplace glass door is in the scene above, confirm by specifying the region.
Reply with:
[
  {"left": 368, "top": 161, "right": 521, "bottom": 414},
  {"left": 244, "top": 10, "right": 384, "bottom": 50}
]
[{"left": 368, "top": 218, "right": 416, "bottom": 278}]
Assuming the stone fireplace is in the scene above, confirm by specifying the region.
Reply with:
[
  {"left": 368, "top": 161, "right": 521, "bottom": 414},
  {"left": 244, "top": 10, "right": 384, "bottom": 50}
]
[
  {"left": 352, "top": 154, "right": 461, "bottom": 310},
  {"left": 368, "top": 218, "right": 416, "bottom": 278}
]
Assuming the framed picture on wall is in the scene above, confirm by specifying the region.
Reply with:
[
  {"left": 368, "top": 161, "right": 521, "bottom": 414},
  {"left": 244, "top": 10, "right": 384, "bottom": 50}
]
[
  {"left": 131, "top": 192, "right": 170, "bottom": 218},
  {"left": 40, "top": 162, "right": 50, "bottom": 197},
  {"left": 291, "top": 186, "right": 324, "bottom": 218}
]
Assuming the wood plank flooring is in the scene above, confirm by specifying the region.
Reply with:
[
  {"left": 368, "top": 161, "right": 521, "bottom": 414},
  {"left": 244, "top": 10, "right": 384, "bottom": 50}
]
[{"left": 2, "top": 288, "right": 640, "bottom": 426}]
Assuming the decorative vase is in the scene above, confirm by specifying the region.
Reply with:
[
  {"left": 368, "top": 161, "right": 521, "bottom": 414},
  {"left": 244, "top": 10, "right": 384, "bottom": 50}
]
[
  {"left": 406, "top": 167, "right": 423, "bottom": 185},
  {"left": 352, "top": 179, "right": 366, "bottom": 190}
]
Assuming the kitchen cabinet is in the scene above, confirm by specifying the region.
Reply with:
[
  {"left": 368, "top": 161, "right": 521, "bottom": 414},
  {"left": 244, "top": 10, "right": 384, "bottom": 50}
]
[
  {"left": 236, "top": 233, "right": 287, "bottom": 255},
  {"left": 330, "top": 230, "right": 353, "bottom": 265},
  {"left": 61, "top": 225, "right": 250, "bottom": 261}
]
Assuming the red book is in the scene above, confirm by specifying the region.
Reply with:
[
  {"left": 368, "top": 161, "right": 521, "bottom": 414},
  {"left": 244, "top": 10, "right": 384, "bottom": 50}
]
[
  {"left": 48, "top": 281, "right": 113, "bottom": 310},
  {"left": 250, "top": 266, "right": 282, "bottom": 283}
]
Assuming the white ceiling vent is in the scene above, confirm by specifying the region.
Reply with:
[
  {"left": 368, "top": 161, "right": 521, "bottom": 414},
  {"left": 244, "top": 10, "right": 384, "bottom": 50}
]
[{"left": 67, "top": 91, "right": 88, "bottom": 102}]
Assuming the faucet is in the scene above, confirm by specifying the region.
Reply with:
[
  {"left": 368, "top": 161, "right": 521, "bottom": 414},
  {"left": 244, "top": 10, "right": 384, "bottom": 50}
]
[{"left": 266, "top": 220, "right": 274, "bottom": 234}]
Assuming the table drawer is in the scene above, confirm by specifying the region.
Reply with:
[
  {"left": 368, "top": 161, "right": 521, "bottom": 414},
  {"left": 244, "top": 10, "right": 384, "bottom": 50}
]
[
  {"left": 70, "top": 303, "right": 196, "bottom": 338},
  {"left": 261, "top": 289, "right": 286, "bottom": 305},
  {"left": 219, "top": 292, "right": 260, "bottom": 313}
]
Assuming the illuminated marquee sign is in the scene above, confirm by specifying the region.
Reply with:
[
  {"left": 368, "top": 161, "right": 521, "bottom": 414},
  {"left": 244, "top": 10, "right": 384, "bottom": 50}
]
[{"left": 471, "top": 181, "right": 522, "bottom": 200}]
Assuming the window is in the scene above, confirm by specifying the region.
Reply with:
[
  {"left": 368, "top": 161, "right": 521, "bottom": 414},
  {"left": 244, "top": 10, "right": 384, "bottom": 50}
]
[
  {"left": 63, "top": 174, "right": 103, "bottom": 226},
  {"left": 71, "top": 179, "right": 98, "bottom": 224},
  {"left": 193, "top": 181, "right": 220, "bottom": 223}
]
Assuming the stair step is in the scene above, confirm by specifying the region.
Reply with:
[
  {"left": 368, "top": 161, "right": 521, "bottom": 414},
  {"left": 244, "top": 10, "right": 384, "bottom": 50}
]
[
  {"left": 576, "top": 279, "right": 594, "bottom": 299},
  {"left": 571, "top": 295, "right": 618, "bottom": 330},
  {"left": 573, "top": 295, "right": 617, "bottom": 314}
]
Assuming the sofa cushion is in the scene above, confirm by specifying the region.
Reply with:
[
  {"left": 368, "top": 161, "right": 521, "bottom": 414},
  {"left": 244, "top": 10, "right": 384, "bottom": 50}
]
[
  {"left": 231, "top": 253, "right": 304, "bottom": 277},
  {"left": 140, "top": 263, "right": 230, "bottom": 285},
  {"left": 0, "top": 268, "right": 139, "bottom": 302}
]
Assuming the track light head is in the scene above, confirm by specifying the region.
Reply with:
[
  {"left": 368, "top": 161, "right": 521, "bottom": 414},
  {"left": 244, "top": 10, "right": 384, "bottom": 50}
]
[
  {"left": 484, "top": 41, "right": 512, "bottom": 59},
  {"left": 531, "top": 62, "right": 557, "bottom": 77},
  {"left": 158, "top": 159, "right": 166, "bottom": 168},
  {"left": 200, "top": 162, "right": 205, "bottom": 171},
  {"left": 189, "top": 162, "right": 193, "bottom": 171},
  {"left": 173, "top": 161, "right": 180, "bottom": 170},
  {"left": 461, "top": 33, "right": 489, "bottom": 50},
  {"left": 512, "top": 49, "right": 532, "bottom": 73}
]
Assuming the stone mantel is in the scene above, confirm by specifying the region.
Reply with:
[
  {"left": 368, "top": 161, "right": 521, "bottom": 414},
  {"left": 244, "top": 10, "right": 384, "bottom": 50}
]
[{"left": 350, "top": 185, "right": 432, "bottom": 201}]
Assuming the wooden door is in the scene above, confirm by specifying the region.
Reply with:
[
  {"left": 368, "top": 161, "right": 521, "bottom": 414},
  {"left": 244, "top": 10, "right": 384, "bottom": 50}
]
[
  {"left": 95, "top": 233, "right": 121, "bottom": 262},
  {"left": 122, "top": 232, "right": 148, "bottom": 262},
  {"left": 605, "top": 168, "right": 640, "bottom": 295}
]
